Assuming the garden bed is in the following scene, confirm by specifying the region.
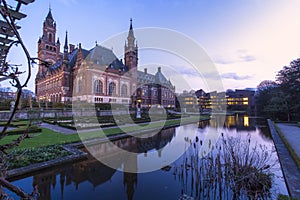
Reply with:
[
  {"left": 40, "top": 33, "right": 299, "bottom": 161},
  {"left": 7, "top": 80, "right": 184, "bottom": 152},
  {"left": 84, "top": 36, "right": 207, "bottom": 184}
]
[
  {"left": 6, "top": 144, "right": 88, "bottom": 179},
  {"left": 5, "top": 145, "right": 72, "bottom": 170}
]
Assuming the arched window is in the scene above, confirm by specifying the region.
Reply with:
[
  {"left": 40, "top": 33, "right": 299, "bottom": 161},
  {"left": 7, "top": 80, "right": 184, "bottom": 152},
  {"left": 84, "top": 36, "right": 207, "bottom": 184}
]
[
  {"left": 94, "top": 80, "right": 103, "bottom": 94},
  {"left": 77, "top": 77, "right": 83, "bottom": 93},
  {"left": 121, "top": 84, "right": 128, "bottom": 96},
  {"left": 49, "top": 33, "right": 52, "bottom": 43},
  {"left": 108, "top": 82, "right": 116, "bottom": 96}
]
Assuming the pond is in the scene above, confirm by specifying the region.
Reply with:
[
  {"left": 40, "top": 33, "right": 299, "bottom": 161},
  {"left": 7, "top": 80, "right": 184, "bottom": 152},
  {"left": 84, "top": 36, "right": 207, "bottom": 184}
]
[{"left": 8, "top": 115, "right": 288, "bottom": 199}]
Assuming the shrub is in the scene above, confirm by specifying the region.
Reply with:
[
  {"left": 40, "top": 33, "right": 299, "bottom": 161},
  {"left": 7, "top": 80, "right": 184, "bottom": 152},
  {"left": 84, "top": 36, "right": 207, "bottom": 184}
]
[
  {"left": 5, "top": 145, "right": 72, "bottom": 170},
  {"left": 6, "top": 125, "right": 41, "bottom": 135},
  {"left": 277, "top": 194, "right": 297, "bottom": 200}
]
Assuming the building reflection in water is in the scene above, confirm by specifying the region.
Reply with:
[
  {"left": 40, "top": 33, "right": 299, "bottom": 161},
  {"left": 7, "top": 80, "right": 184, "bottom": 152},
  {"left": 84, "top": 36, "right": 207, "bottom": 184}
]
[
  {"left": 31, "top": 127, "right": 176, "bottom": 200},
  {"left": 198, "top": 114, "right": 255, "bottom": 131},
  {"left": 198, "top": 114, "right": 272, "bottom": 142},
  {"left": 10, "top": 117, "right": 281, "bottom": 199}
]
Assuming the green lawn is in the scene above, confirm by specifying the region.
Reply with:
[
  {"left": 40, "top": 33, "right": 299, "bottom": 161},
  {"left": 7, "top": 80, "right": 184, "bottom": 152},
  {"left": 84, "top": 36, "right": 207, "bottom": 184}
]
[
  {"left": 0, "top": 120, "right": 29, "bottom": 126},
  {"left": 0, "top": 129, "right": 80, "bottom": 149},
  {"left": 0, "top": 115, "right": 208, "bottom": 149}
]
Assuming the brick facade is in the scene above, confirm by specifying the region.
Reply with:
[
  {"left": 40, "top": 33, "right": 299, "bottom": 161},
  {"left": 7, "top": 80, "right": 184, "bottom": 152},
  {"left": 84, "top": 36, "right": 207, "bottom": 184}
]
[{"left": 35, "top": 10, "right": 175, "bottom": 108}]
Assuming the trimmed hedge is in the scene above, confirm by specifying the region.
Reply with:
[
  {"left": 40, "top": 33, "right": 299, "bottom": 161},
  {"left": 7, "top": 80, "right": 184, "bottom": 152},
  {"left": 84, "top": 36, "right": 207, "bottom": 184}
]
[
  {"left": 277, "top": 194, "right": 297, "bottom": 200},
  {"left": 6, "top": 125, "right": 42, "bottom": 135}
]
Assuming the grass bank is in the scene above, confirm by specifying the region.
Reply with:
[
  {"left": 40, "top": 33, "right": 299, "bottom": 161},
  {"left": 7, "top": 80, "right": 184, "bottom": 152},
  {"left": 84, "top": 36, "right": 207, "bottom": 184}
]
[{"left": 0, "top": 115, "right": 209, "bottom": 149}]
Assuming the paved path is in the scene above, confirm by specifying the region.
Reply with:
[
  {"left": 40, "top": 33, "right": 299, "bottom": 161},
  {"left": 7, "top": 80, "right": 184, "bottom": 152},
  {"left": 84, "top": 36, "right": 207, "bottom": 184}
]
[
  {"left": 268, "top": 120, "right": 300, "bottom": 199},
  {"left": 0, "top": 127, "right": 15, "bottom": 132},
  {"left": 277, "top": 123, "right": 300, "bottom": 159},
  {"left": 40, "top": 122, "right": 154, "bottom": 135},
  {"left": 40, "top": 123, "right": 77, "bottom": 134}
]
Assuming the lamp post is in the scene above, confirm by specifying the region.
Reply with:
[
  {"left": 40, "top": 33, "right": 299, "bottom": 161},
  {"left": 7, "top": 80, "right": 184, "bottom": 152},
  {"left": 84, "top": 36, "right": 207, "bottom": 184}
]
[{"left": 136, "top": 99, "right": 142, "bottom": 119}]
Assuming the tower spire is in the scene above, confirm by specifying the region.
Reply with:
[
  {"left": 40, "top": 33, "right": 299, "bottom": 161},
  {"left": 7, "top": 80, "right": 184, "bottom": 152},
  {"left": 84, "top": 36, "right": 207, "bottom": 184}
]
[
  {"left": 64, "top": 31, "right": 68, "bottom": 52},
  {"left": 124, "top": 18, "right": 138, "bottom": 71},
  {"left": 130, "top": 18, "right": 133, "bottom": 30},
  {"left": 63, "top": 31, "right": 69, "bottom": 61},
  {"left": 127, "top": 18, "right": 135, "bottom": 49},
  {"left": 128, "top": 18, "right": 135, "bottom": 39},
  {"left": 46, "top": 7, "right": 53, "bottom": 21}
]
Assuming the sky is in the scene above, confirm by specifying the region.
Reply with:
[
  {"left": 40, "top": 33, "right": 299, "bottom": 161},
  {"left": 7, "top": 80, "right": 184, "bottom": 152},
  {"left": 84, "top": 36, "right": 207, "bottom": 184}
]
[{"left": 3, "top": 0, "right": 300, "bottom": 93}]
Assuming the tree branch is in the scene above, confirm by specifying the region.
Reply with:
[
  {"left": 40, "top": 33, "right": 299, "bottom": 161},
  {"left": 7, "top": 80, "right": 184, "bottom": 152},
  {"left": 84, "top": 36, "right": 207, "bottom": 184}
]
[{"left": 0, "top": 178, "right": 32, "bottom": 199}]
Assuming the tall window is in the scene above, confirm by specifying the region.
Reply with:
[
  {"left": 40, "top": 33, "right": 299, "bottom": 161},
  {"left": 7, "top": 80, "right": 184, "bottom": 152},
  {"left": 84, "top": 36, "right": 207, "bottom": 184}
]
[
  {"left": 49, "top": 33, "right": 52, "bottom": 43},
  {"left": 108, "top": 82, "right": 116, "bottom": 96},
  {"left": 77, "top": 77, "right": 83, "bottom": 93},
  {"left": 94, "top": 80, "right": 103, "bottom": 94},
  {"left": 121, "top": 84, "right": 128, "bottom": 96}
]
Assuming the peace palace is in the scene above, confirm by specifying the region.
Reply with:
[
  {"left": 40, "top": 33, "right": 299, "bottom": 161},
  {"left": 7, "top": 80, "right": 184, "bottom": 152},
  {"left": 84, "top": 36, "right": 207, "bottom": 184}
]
[{"left": 35, "top": 9, "right": 175, "bottom": 108}]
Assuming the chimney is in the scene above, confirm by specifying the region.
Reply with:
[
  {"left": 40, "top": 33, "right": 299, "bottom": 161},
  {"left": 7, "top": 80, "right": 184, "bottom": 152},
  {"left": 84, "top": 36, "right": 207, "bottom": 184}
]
[
  {"left": 144, "top": 68, "right": 147, "bottom": 74},
  {"left": 158, "top": 67, "right": 161, "bottom": 73},
  {"left": 69, "top": 44, "right": 75, "bottom": 53}
]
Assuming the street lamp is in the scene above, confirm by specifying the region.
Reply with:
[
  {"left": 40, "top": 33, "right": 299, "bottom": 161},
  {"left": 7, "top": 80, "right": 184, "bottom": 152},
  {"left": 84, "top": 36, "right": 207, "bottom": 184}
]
[{"left": 136, "top": 99, "right": 142, "bottom": 118}]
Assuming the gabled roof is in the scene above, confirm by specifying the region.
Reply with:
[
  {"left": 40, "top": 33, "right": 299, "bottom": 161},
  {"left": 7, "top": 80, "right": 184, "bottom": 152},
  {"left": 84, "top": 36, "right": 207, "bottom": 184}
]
[
  {"left": 155, "top": 70, "right": 170, "bottom": 86},
  {"left": 86, "top": 45, "right": 117, "bottom": 66},
  {"left": 137, "top": 69, "right": 174, "bottom": 88},
  {"left": 109, "top": 59, "right": 128, "bottom": 72},
  {"left": 45, "top": 44, "right": 125, "bottom": 74},
  {"left": 137, "top": 71, "right": 156, "bottom": 84},
  {"left": 47, "top": 47, "right": 89, "bottom": 73}
]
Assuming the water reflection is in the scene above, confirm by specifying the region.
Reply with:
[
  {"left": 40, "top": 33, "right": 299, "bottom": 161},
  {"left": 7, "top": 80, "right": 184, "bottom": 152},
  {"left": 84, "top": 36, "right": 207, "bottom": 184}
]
[
  {"left": 8, "top": 116, "right": 287, "bottom": 200},
  {"left": 10, "top": 128, "right": 177, "bottom": 200},
  {"left": 198, "top": 115, "right": 272, "bottom": 141}
]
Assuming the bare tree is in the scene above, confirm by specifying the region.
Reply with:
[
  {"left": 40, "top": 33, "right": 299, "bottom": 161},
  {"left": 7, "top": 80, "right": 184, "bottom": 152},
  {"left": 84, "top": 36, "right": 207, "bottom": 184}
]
[{"left": 0, "top": 0, "right": 50, "bottom": 199}]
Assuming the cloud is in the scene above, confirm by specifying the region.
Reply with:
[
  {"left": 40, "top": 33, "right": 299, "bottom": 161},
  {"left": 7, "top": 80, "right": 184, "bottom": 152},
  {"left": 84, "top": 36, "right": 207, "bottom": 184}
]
[
  {"left": 221, "top": 72, "right": 252, "bottom": 80},
  {"left": 237, "top": 49, "right": 256, "bottom": 62},
  {"left": 213, "top": 57, "right": 235, "bottom": 65},
  {"left": 239, "top": 54, "right": 256, "bottom": 62},
  {"left": 168, "top": 65, "right": 199, "bottom": 76},
  {"left": 213, "top": 50, "right": 256, "bottom": 65}
]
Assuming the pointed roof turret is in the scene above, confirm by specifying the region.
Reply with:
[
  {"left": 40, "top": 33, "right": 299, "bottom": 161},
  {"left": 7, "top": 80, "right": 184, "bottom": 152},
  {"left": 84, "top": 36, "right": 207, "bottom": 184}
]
[
  {"left": 130, "top": 18, "right": 133, "bottom": 30},
  {"left": 128, "top": 18, "right": 135, "bottom": 39},
  {"left": 64, "top": 31, "right": 68, "bottom": 51},
  {"left": 63, "top": 31, "right": 69, "bottom": 61},
  {"left": 126, "top": 18, "right": 136, "bottom": 50},
  {"left": 46, "top": 8, "right": 53, "bottom": 21},
  {"left": 44, "top": 7, "right": 55, "bottom": 27}
]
